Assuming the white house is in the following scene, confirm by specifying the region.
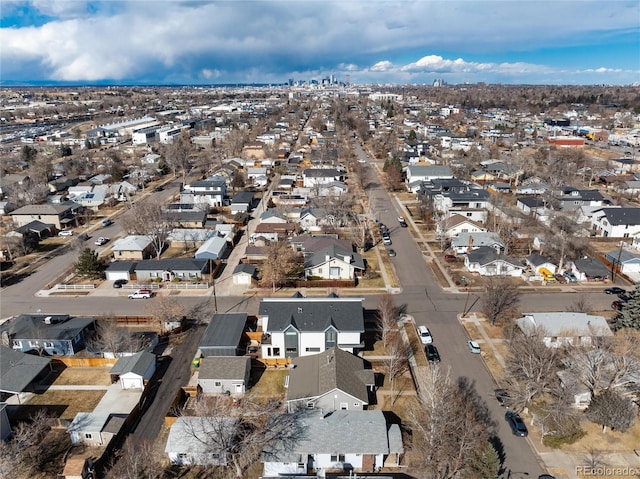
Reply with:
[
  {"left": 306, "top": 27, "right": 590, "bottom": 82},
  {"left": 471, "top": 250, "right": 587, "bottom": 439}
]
[
  {"left": 232, "top": 263, "right": 257, "bottom": 287},
  {"left": 516, "top": 312, "right": 613, "bottom": 348},
  {"left": 303, "top": 244, "right": 364, "bottom": 280},
  {"left": 302, "top": 168, "right": 342, "bottom": 188},
  {"left": 165, "top": 416, "right": 237, "bottom": 466},
  {"left": 197, "top": 356, "right": 251, "bottom": 395},
  {"left": 259, "top": 294, "right": 364, "bottom": 359},
  {"left": 451, "top": 232, "right": 504, "bottom": 255},
  {"left": 262, "top": 410, "right": 403, "bottom": 475},
  {"left": 181, "top": 176, "right": 227, "bottom": 208},
  {"left": 464, "top": 246, "right": 523, "bottom": 276},
  {"left": 591, "top": 207, "right": 640, "bottom": 238},
  {"left": 406, "top": 165, "right": 453, "bottom": 186},
  {"left": 436, "top": 214, "right": 487, "bottom": 239}
]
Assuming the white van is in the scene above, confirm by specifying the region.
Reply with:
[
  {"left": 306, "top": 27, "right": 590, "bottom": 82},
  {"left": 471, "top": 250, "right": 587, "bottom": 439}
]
[{"left": 417, "top": 325, "right": 433, "bottom": 344}]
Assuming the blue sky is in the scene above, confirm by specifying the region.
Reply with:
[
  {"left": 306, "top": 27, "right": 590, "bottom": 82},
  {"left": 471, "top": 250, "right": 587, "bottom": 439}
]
[{"left": 1, "top": 1, "right": 638, "bottom": 85}]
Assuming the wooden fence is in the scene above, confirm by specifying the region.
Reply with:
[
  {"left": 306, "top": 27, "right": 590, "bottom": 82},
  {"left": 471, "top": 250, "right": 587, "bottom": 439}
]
[
  {"left": 52, "top": 357, "right": 118, "bottom": 367},
  {"left": 254, "top": 357, "right": 291, "bottom": 369}
]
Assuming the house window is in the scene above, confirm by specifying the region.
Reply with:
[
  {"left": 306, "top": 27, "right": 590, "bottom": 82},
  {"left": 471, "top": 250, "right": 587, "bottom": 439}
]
[
  {"left": 306, "top": 401, "right": 314, "bottom": 409},
  {"left": 12, "top": 340, "right": 20, "bottom": 348},
  {"left": 44, "top": 342, "right": 54, "bottom": 348},
  {"left": 85, "top": 433, "right": 92, "bottom": 439},
  {"left": 178, "top": 453, "right": 188, "bottom": 460},
  {"left": 329, "top": 267, "right": 341, "bottom": 277},
  {"left": 318, "top": 268, "right": 323, "bottom": 274},
  {"left": 273, "top": 347, "right": 280, "bottom": 356},
  {"left": 28, "top": 340, "right": 38, "bottom": 348},
  {"left": 150, "top": 272, "right": 157, "bottom": 278},
  {"left": 215, "top": 381, "right": 221, "bottom": 387},
  {"left": 354, "top": 402, "right": 360, "bottom": 407},
  {"left": 466, "top": 213, "right": 472, "bottom": 217},
  {"left": 330, "top": 454, "right": 346, "bottom": 462},
  {"left": 305, "top": 347, "right": 321, "bottom": 352},
  {"left": 178, "top": 272, "right": 185, "bottom": 278},
  {"left": 340, "top": 402, "right": 348, "bottom": 410}
]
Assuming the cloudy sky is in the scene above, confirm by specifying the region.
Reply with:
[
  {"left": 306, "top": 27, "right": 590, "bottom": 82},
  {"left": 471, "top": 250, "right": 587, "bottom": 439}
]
[{"left": 1, "top": 0, "right": 638, "bottom": 86}]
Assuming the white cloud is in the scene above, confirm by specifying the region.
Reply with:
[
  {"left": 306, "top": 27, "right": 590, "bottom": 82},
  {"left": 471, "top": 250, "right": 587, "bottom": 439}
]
[{"left": 371, "top": 61, "right": 394, "bottom": 72}]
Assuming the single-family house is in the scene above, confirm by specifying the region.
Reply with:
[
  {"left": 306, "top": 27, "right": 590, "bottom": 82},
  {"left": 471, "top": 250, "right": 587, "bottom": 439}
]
[
  {"left": 286, "top": 347, "right": 374, "bottom": 413},
  {"left": 464, "top": 246, "right": 523, "bottom": 277},
  {"left": 134, "top": 258, "right": 210, "bottom": 282},
  {"left": 168, "top": 228, "right": 216, "bottom": 246},
  {"left": 0, "top": 173, "right": 29, "bottom": 198},
  {"left": 436, "top": 214, "right": 487, "bottom": 239},
  {"left": 259, "top": 209, "right": 289, "bottom": 224},
  {"left": 68, "top": 412, "right": 127, "bottom": 447},
  {"left": 524, "top": 253, "right": 557, "bottom": 275},
  {"left": 166, "top": 209, "right": 208, "bottom": 229},
  {"left": 591, "top": 207, "right": 640, "bottom": 238},
  {"left": 259, "top": 294, "right": 365, "bottom": 359},
  {"left": 109, "top": 351, "right": 156, "bottom": 390},
  {"left": 0, "top": 346, "right": 52, "bottom": 398},
  {"left": 517, "top": 196, "right": 548, "bottom": 216},
  {"left": 303, "top": 244, "right": 364, "bottom": 280},
  {"left": 0, "top": 200, "right": 15, "bottom": 215},
  {"left": 261, "top": 410, "right": 403, "bottom": 475},
  {"left": 302, "top": 168, "right": 343, "bottom": 188},
  {"left": 197, "top": 356, "right": 251, "bottom": 395},
  {"left": 433, "top": 189, "right": 491, "bottom": 223},
  {"left": 451, "top": 232, "right": 505, "bottom": 255},
  {"left": 516, "top": 312, "right": 613, "bottom": 348},
  {"left": 199, "top": 313, "right": 247, "bottom": 357},
  {"left": 515, "top": 180, "right": 550, "bottom": 196},
  {"left": 232, "top": 263, "right": 257, "bottom": 287},
  {"left": 406, "top": 165, "right": 454, "bottom": 192},
  {"left": 553, "top": 187, "right": 605, "bottom": 211},
  {"left": 317, "top": 181, "right": 348, "bottom": 197},
  {"left": 165, "top": 416, "right": 237, "bottom": 466},
  {"left": 230, "top": 191, "right": 254, "bottom": 214},
  {"left": 3, "top": 314, "right": 95, "bottom": 356},
  {"left": 298, "top": 207, "right": 338, "bottom": 231},
  {"left": 604, "top": 248, "right": 640, "bottom": 277},
  {"left": 250, "top": 223, "right": 297, "bottom": 243},
  {"left": 9, "top": 201, "right": 82, "bottom": 230},
  {"left": 571, "top": 257, "right": 609, "bottom": 282},
  {"left": 181, "top": 176, "right": 227, "bottom": 208},
  {"left": 110, "top": 235, "right": 155, "bottom": 260}
]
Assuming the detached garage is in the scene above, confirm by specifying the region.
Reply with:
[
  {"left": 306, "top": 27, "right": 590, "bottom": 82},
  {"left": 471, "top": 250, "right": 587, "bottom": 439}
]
[
  {"left": 109, "top": 351, "right": 156, "bottom": 390},
  {"left": 104, "top": 261, "right": 137, "bottom": 281}
]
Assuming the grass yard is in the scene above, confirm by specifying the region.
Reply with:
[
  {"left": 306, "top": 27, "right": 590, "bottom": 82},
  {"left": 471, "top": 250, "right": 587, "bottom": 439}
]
[
  {"left": 248, "top": 368, "right": 288, "bottom": 398},
  {"left": 22, "top": 389, "right": 106, "bottom": 421},
  {"left": 52, "top": 367, "right": 112, "bottom": 386}
]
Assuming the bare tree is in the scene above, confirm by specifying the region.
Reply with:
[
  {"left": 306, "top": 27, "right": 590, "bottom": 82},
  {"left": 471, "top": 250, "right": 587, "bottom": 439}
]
[
  {"left": 259, "top": 240, "right": 299, "bottom": 291},
  {"left": 385, "top": 330, "right": 411, "bottom": 405},
  {"left": 120, "top": 202, "right": 172, "bottom": 259},
  {"left": 150, "top": 295, "right": 186, "bottom": 334},
  {"left": 179, "top": 396, "right": 305, "bottom": 478},
  {"left": 165, "top": 131, "right": 194, "bottom": 185},
  {"left": 86, "top": 317, "right": 149, "bottom": 357},
  {"left": 410, "top": 367, "right": 494, "bottom": 479},
  {"left": 0, "top": 409, "right": 55, "bottom": 477},
  {"left": 568, "top": 294, "right": 592, "bottom": 313},
  {"left": 534, "top": 383, "right": 583, "bottom": 443},
  {"left": 505, "top": 326, "right": 562, "bottom": 406},
  {"left": 377, "top": 293, "right": 398, "bottom": 347},
  {"left": 585, "top": 389, "right": 637, "bottom": 433},
  {"left": 480, "top": 277, "right": 521, "bottom": 325},
  {"left": 104, "top": 437, "right": 164, "bottom": 479}
]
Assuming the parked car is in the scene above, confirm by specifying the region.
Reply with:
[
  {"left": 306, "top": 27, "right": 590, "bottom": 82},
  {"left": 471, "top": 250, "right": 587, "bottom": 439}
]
[
  {"left": 538, "top": 475, "right": 556, "bottom": 479},
  {"left": 425, "top": 344, "right": 440, "bottom": 363},
  {"left": 113, "top": 279, "right": 128, "bottom": 288},
  {"left": 604, "top": 287, "right": 626, "bottom": 295},
  {"left": 467, "top": 340, "right": 481, "bottom": 354},
  {"left": 563, "top": 271, "right": 578, "bottom": 282},
  {"left": 128, "top": 289, "right": 153, "bottom": 299},
  {"left": 94, "top": 237, "right": 109, "bottom": 246},
  {"left": 382, "top": 236, "right": 392, "bottom": 246},
  {"left": 397, "top": 216, "right": 407, "bottom": 227},
  {"left": 612, "top": 300, "right": 626, "bottom": 310},
  {"left": 101, "top": 218, "right": 113, "bottom": 227},
  {"left": 554, "top": 274, "right": 567, "bottom": 283},
  {"left": 153, "top": 186, "right": 164, "bottom": 192},
  {"left": 58, "top": 230, "right": 73, "bottom": 236},
  {"left": 387, "top": 248, "right": 396, "bottom": 257},
  {"left": 495, "top": 388, "right": 511, "bottom": 407},
  {"left": 417, "top": 325, "right": 433, "bottom": 345},
  {"left": 444, "top": 254, "right": 459, "bottom": 262},
  {"left": 505, "top": 411, "right": 528, "bottom": 437}
]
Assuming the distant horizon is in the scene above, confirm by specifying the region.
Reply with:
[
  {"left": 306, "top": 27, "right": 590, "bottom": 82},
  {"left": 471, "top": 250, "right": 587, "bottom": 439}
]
[{"left": 1, "top": 1, "right": 638, "bottom": 86}]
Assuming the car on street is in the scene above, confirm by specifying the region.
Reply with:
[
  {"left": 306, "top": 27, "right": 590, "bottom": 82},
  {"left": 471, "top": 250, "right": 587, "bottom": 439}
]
[
  {"left": 505, "top": 411, "right": 528, "bottom": 437},
  {"left": 58, "top": 230, "right": 73, "bottom": 236},
  {"left": 101, "top": 218, "right": 113, "bottom": 227},
  {"left": 554, "top": 274, "right": 568, "bottom": 283},
  {"left": 467, "top": 340, "right": 481, "bottom": 354},
  {"left": 387, "top": 248, "right": 396, "bottom": 257},
  {"left": 495, "top": 388, "right": 511, "bottom": 407},
  {"left": 397, "top": 216, "right": 407, "bottom": 227},
  {"left": 563, "top": 271, "right": 578, "bottom": 282},
  {"left": 382, "top": 235, "right": 392, "bottom": 245},
  {"left": 113, "top": 279, "right": 128, "bottom": 288},
  {"left": 604, "top": 287, "right": 626, "bottom": 295},
  {"left": 153, "top": 186, "right": 164, "bottom": 192},
  {"left": 611, "top": 300, "right": 626, "bottom": 310},
  {"left": 128, "top": 289, "right": 153, "bottom": 299},
  {"left": 444, "top": 254, "right": 459, "bottom": 262},
  {"left": 425, "top": 344, "right": 440, "bottom": 363},
  {"left": 417, "top": 325, "right": 433, "bottom": 345},
  {"left": 95, "top": 237, "right": 109, "bottom": 246}
]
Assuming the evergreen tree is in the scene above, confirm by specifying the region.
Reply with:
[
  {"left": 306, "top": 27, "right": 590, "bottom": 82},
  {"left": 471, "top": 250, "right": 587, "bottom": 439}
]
[
  {"left": 466, "top": 441, "right": 502, "bottom": 479},
  {"left": 612, "top": 284, "right": 640, "bottom": 330},
  {"left": 408, "top": 129, "right": 417, "bottom": 141},
  {"left": 74, "top": 248, "right": 106, "bottom": 279}
]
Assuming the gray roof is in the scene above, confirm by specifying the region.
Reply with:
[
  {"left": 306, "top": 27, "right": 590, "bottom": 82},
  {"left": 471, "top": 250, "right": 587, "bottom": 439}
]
[
  {"left": 573, "top": 257, "right": 609, "bottom": 278},
  {"left": 0, "top": 346, "right": 51, "bottom": 394},
  {"left": 17, "top": 220, "right": 54, "bottom": 234},
  {"left": 263, "top": 410, "right": 392, "bottom": 462},
  {"left": 9, "top": 201, "right": 81, "bottom": 216},
  {"left": 109, "top": 351, "right": 155, "bottom": 376},
  {"left": 135, "top": 258, "right": 209, "bottom": 273},
  {"left": 466, "top": 246, "right": 521, "bottom": 268},
  {"left": 200, "top": 313, "right": 247, "bottom": 349},
  {"left": 3, "top": 314, "right": 94, "bottom": 342},
  {"left": 198, "top": 356, "right": 250, "bottom": 380},
  {"left": 517, "top": 312, "right": 612, "bottom": 338},
  {"left": 105, "top": 261, "right": 137, "bottom": 272},
  {"left": 407, "top": 165, "right": 453, "bottom": 177},
  {"left": 233, "top": 263, "right": 257, "bottom": 276},
  {"left": 599, "top": 207, "right": 640, "bottom": 225},
  {"left": 303, "top": 168, "right": 341, "bottom": 178},
  {"left": 260, "top": 296, "right": 364, "bottom": 333},
  {"left": 604, "top": 248, "right": 640, "bottom": 265},
  {"left": 525, "top": 253, "right": 553, "bottom": 268},
  {"left": 303, "top": 244, "right": 365, "bottom": 270},
  {"left": 452, "top": 232, "right": 504, "bottom": 249},
  {"left": 188, "top": 176, "right": 226, "bottom": 188},
  {"left": 518, "top": 196, "right": 545, "bottom": 208},
  {"left": 231, "top": 191, "right": 254, "bottom": 204},
  {"left": 287, "top": 347, "right": 373, "bottom": 404}
]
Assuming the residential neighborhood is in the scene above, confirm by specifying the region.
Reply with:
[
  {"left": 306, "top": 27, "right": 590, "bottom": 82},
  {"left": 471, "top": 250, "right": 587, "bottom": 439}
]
[{"left": 1, "top": 81, "right": 640, "bottom": 479}]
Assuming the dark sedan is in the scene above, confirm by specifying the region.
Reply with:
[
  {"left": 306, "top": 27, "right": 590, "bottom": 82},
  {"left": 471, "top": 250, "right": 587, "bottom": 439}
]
[
  {"left": 505, "top": 411, "right": 528, "bottom": 437},
  {"left": 604, "top": 287, "right": 626, "bottom": 295}
]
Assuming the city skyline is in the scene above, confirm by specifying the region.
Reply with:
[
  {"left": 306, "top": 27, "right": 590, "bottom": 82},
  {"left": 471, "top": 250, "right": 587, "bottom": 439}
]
[{"left": 1, "top": 0, "right": 639, "bottom": 86}]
